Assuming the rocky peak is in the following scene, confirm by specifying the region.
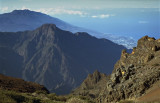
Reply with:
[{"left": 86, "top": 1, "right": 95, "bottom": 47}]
[
  {"left": 87, "top": 70, "right": 103, "bottom": 84},
  {"left": 37, "top": 24, "right": 58, "bottom": 32},
  {"left": 72, "top": 70, "right": 109, "bottom": 98},
  {"left": 32, "top": 24, "right": 59, "bottom": 42},
  {"left": 137, "top": 35, "right": 160, "bottom": 51}
]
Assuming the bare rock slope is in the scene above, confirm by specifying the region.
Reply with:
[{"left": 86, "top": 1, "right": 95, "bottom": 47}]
[{"left": 73, "top": 36, "right": 160, "bottom": 102}]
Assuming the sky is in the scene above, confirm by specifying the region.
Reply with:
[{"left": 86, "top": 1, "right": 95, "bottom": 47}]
[
  {"left": 0, "top": 0, "right": 159, "bottom": 39},
  {"left": 0, "top": 0, "right": 159, "bottom": 14}
]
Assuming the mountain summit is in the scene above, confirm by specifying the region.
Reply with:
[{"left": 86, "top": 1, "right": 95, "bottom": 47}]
[
  {"left": 0, "top": 24, "right": 126, "bottom": 94},
  {"left": 11, "top": 9, "right": 39, "bottom": 15},
  {"left": 0, "top": 9, "right": 73, "bottom": 32}
]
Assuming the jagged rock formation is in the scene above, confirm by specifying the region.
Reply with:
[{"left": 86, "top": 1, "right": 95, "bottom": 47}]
[
  {"left": 97, "top": 36, "right": 160, "bottom": 102},
  {"left": 72, "top": 70, "right": 109, "bottom": 98},
  {"left": 0, "top": 74, "right": 49, "bottom": 93},
  {"left": 73, "top": 36, "right": 160, "bottom": 102},
  {"left": 0, "top": 24, "right": 126, "bottom": 94},
  {"left": 114, "top": 36, "right": 160, "bottom": 70}
]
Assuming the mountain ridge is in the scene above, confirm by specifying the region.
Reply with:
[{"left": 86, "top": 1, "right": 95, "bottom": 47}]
[
  {"left": 0, "top": 23, "right": 126, "bottom": 94},
  {"left": 0, "top": 9, "right": 136, "bottom": 49},
  {"left": 0, "top": 9, "right": 73, "bottom": 32}
]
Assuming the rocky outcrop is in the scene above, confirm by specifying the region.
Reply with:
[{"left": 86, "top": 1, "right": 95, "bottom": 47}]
[
  {"left": 114, "top": 36, "right": 160, "bottom": 70},
  {"left": 97, "top": 36, "right": 160, "bottom": 102},
  {"left": 72, "top": 70, "right": 109, "bottom": 99}
]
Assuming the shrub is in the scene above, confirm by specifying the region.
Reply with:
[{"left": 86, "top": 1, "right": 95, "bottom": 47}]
[
  {"left": 0, "top": 89, "right": 41, "bottom": 103},
  {"left": 47, "top": 93, "right": 57, "bottom": 100},
  {"left": 0, "top": 91, "right": 17, "bottom": 103},
  {"left": 35, "top": 90, "right": 48, "bottom": 95}
]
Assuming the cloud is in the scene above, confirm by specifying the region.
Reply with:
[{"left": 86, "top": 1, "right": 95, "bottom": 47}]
[
  {"left": 138, "top": 21, "right": 149, "bottom": 24},
  {"left": 21, "top": 6, "right": 31, "bottom": 10},
  {"left": 35, "top": 8, "right": 87, "bottom": 16},
  {"left": 9, "top": 6, "right": 87, "bottom": 17},
  {"left": 1, "top": 7, "right": 9, "bottom": 12},
  {"left": 91, "top": 14, "right": 114, "bottom": 19}
]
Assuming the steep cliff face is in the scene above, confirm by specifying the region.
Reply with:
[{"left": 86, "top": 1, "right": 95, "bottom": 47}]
[{"left": 98, "top": 36, "right": 160, "bottom": 102}]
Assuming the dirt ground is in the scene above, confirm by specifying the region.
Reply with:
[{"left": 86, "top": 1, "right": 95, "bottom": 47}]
[{"left": 138, "top": 81, "right": 160, "bottom": 102}]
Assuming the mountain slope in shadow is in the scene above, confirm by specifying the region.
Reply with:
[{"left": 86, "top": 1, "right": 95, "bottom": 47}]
[{"left": 0, "top": 24, "right": 126, "bottom": 94}]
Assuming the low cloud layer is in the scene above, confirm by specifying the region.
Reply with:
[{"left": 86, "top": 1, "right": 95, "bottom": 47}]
[
  {"left": 35, "top": 8, "right": 87, "bottom": 16},
  {"left": 0, "top": 7, "right": 8, "bottom": 12},
  {"left": 91, "top": 14, "right": 114, "bottom": 19}
]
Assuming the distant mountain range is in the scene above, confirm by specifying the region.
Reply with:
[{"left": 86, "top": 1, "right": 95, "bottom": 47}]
[
  {"left": 0, "top": 9, "right": 136, "bottom": 48},
  {"left": 0, "top": 9, "right": 97, "bottom": 35},
  {"left": 0, "top": 24, "right": 126, "bottom": 94}
]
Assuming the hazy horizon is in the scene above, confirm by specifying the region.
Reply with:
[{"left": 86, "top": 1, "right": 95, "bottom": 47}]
[{"left": 0, "top": 0, "right": 159, "bottom": 39}]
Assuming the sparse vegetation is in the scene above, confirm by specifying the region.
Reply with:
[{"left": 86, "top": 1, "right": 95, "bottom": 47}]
[
  {"left": 0, "top": 74, "right": 95, "bottom": 103},
  {"left": 0, "top": 89, "right": 96, "bottom": 103},
  {"left": 0, "top": 89, "right": 41, "bottom": 103},
  {"left": 35, "top": 90, "right": 48, "bottom": 95}
]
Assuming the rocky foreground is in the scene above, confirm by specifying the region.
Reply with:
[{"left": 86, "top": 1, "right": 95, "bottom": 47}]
[{"left": 72, "top": 36, "right": 160, "bottom": 102}]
